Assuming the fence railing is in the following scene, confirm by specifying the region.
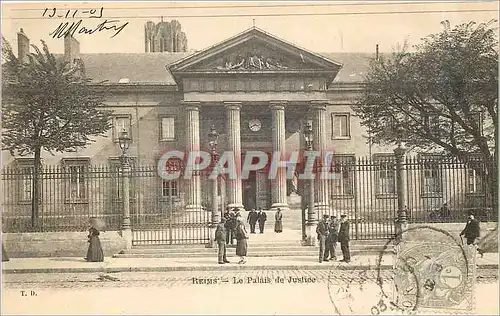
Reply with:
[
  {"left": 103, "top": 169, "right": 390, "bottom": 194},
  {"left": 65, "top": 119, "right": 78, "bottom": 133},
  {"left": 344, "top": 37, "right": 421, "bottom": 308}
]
[
  {"left": 322, "top": 156, "right": 496, "bottom": 228},
  {"left": 2, "top": 156, "right": 496, "bottom": 238}
]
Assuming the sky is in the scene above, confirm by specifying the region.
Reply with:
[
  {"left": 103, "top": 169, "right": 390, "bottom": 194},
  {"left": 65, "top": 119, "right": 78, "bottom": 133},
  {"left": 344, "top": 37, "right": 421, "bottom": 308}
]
[{"left": 1, "top": 1, "right": 498, "bottom": 55}]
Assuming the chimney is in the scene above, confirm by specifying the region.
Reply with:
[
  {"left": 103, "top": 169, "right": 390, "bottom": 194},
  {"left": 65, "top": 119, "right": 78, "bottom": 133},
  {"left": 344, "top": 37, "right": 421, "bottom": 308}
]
[
  {"left": 376, "top": 44, "right": 379, "bottom": 61},
  {"left": 17, "top": 28, "right": 30, "bottom": 61},
  {"left": 64, "top": 34, "right": 80, "bottom": 64}
]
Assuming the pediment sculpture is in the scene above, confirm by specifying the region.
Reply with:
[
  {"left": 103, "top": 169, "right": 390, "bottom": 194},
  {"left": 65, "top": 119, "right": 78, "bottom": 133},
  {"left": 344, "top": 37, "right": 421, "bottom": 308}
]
[{"left": 216, "top": 54, "right": 288, "bottom": 71}]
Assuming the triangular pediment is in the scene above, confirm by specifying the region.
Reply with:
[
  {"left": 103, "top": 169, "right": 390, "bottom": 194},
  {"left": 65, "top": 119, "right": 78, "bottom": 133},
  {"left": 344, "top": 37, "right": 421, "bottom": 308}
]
[{"left": 168, "top": 27, "right": 342, "bottom": 83}]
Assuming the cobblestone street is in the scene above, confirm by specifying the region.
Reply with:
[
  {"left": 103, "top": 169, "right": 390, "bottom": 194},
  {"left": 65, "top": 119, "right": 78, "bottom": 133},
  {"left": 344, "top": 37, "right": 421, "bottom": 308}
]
[
  {"left": 3, "top": 268, "right": 498, "bottom": 289},
  {"left": 2, "top": 269, "right": 498, "bottom": 315}
]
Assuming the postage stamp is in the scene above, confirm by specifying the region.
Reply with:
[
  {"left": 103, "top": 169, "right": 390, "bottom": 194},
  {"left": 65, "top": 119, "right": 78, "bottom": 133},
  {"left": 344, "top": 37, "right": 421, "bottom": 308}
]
[{"left": 1, "top": 1, "right": 498, "bottom": 315}]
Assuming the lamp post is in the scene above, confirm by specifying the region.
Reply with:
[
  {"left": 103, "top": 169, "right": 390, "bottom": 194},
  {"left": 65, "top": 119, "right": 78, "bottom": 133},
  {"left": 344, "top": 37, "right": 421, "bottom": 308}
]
[
  {"left": 393, "top": 124, "right": 407, "bottom": 242},
  {"left": 394, "top": 141, "right": 407, "bottom": 242},
  {"left": 118, "top": 130, "right": 132, "bottom": 250},
  {"left": 303, "top": 121, "right": 317, "bottom": 246},
  {"left": 208, "top": 125, "right": 220, "bottom": 248}
]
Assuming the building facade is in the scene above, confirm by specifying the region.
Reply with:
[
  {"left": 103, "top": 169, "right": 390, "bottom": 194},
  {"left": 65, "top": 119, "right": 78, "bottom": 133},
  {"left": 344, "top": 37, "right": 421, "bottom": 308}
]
[{"left": 3, "top": 27, "right": 493, "bottom": 243}]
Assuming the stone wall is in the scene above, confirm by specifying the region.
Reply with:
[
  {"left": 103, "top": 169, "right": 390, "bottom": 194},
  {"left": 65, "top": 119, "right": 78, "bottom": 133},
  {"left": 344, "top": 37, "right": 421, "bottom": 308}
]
[{"left": 2, "top": 231, "right": 126, "bottom": 258}]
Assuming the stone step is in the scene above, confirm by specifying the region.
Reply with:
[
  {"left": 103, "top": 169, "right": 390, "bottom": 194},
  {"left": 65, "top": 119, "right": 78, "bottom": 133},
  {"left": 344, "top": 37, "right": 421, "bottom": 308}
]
[
  {"left": 114, "top": 249, "right": 390, "bottom": 258},
  {"left": 123, "top": 245, "right": 388, "bottom": 254},
  {"left": 128, "top": 240, "right": 391, "bottom": 252}
]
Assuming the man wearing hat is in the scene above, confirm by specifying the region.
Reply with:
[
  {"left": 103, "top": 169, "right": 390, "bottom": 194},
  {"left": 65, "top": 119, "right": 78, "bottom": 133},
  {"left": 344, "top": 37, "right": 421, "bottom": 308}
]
[
  {"left": 324, "top": 215, "right": 339, "bottom": 261},
  {"left": 316, "top": 214, "right": 330, "bottom": 263},
  {"left": 215, "top": 218, "right": 230, "bottom": 264},
  {"left": 338, "top": 214, "right": 351, "bottom": 263},
  {"left": 460, "top": 212, "right": 481, "bottom": 246}
]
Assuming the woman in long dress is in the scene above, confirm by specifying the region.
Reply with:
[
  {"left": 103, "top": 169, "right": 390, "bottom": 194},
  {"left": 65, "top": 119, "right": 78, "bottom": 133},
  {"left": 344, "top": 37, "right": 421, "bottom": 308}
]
[
  {"left": 274, "top": 208, "right": 283, "bottom": 233},
  {"left": 85, "top": 218, "right": 104, "bottom": 262},
  {"left": 2, "top": 243, "right": 9, "bottom": 262},
  {"left": 235, "top": 218, "right": 249, "bottom": 264}
]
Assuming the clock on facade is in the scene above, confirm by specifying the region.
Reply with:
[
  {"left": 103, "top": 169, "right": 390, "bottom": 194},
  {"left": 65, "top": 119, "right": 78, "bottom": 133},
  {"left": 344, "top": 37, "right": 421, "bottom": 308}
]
[{"left": 248, "top": 119, "right": 262, "bottom": 132}]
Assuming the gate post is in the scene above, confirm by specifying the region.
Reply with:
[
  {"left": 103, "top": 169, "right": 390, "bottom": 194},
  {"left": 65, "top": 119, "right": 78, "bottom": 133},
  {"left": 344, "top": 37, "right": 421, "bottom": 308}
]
[
  {"left": 303, "top": 122, "right": 317, "bottom": 246},
  {"left": 207, "top": 126, "right": 220, "bottom": 248},
  {"left": 207, "top": 173, "right": 220, "bottom": 248},
  {"left": 394, "top": 145, "right": 407, "bottom": 242},
  {"left": 118, "top": 130, "right": 133, "bottom": 251},
  {"left": 121, "top": 156, "right": 132, "bottom": 250}
]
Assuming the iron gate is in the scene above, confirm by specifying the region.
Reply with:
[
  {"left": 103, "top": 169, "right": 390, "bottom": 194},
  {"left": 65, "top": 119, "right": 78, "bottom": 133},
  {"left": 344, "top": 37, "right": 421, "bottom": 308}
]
[{"left": 130, "top": 165, "right": 211, "bottom": 246}]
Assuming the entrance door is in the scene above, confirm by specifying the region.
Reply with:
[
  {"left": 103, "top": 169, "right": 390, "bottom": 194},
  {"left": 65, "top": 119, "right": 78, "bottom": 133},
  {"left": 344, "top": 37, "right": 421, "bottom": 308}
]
[
  {"left": 256, "top": 170, "right": 271, "bottom": 209},
  {"left": 243, "top": 172, "right": 257, "bottom": 210}
]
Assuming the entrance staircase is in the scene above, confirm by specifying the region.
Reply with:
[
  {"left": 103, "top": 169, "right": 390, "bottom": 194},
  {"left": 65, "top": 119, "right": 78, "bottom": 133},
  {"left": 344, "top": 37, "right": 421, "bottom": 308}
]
[
  {"left": 114, "top": 238, "right": 393, "bottom": 259},
  {"left": 116, "top": 228, "right": 393, "bottom": 259},
  {"left": 120, "top": 209, "right": 395, "bottom": 259}
]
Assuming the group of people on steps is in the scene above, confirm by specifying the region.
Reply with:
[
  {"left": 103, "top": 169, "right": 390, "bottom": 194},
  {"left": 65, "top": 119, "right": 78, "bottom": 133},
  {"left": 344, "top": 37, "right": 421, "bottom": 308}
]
[{"left": 4, "top": 208, "right": 486, "bottom": 265}]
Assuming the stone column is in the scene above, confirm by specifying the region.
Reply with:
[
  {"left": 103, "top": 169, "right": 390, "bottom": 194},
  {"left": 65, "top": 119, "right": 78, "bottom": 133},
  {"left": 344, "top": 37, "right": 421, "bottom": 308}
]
[
  {"left": 184, "top": 102, "right": 202, "bottom": 212},
  {"left": 311, "top": 101, "right": 330, "bottom": 214},
  {"left": 225, "top": 102, "right": 244, "bottom": 210},
  {"left": 270, "top": 101, "right": 289, "bottom": 212}
]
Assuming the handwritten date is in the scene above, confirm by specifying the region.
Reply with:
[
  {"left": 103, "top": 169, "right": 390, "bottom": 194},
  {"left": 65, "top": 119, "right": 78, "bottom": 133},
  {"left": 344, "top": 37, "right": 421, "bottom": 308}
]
[{"left": 43, "top": 7, "right": 103, "bottom": 19}]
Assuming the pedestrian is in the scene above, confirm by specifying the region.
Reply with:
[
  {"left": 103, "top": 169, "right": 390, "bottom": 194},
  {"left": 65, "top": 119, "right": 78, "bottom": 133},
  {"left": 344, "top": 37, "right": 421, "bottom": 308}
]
[
  {"left": 257, "top": 208, "right": 267, "bottom": 233},
  {"left": 325, "top": 215, "right": 339, "bottom": 261},
  {"left": 440, "top": 203, "right": 451, "bottom": 221},
  {"left": 247, "top": 208, "right": 259, "bottom": 234},
  {"left": 338, "top": 214, "right": 351, "bottom": 263},
  {"left": 85, "top": 217, "right": 104, "bottom": 262},
  {"left": 215, "top": 218, "right": 230, "bottom": 264},
  {"left": 224, "top": 208, "right": 235, "bottom": 245},
  {"left": 316, "top": 214, "right": 329, "bottom": 263},
  {"left": 460, "top": 212, "right": 480, "bottom": 246},
  {"left": 2, "top": 243, "right": 9, "bottom": 262},
  {"left": 274, "top": 208, "right": 283, "bottom": 233},
  {"left": 235, "top": 217, "right": 249, "bottom": 264}
]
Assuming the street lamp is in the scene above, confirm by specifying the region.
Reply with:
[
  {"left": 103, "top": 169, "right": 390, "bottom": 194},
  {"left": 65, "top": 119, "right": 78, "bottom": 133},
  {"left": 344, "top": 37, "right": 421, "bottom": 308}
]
[
  {"left": 208, "top": 125, "right": 220, "bottom": 247},
  {"left": 393, "top": 125, "right": 407, "bottom": 242},
  {"left": 303, "top": 121, "right": 316, "bottom": 246},
  {"left": 118, "top": 130, "right": 132, "bottom": 165},
  {"left": 118, "top": 129, "right": 132, "bottom": 249}
]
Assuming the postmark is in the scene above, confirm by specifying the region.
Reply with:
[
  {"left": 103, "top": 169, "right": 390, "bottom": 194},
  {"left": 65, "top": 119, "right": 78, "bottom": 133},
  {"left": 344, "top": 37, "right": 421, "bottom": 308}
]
[{"left": 326, "top": 225, "right": 476, "bottom": 315}]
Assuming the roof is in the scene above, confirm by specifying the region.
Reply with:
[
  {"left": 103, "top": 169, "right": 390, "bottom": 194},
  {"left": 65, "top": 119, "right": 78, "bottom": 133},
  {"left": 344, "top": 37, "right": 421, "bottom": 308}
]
[{"left": 74, "top": 51, "right": 373, "bottom": 85}]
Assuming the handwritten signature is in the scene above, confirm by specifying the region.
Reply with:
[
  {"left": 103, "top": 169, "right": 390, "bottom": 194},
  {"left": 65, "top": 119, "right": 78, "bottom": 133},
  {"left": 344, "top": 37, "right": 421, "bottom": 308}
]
[{"left": 49, "top": 19, "right": 129, "bottom": 39}]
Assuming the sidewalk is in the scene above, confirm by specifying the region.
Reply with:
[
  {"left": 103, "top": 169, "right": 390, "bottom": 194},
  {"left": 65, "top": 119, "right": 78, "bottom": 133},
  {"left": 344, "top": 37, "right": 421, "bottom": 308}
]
[{"left": 2, "top": 253, "right": 498, "bottom": 274}]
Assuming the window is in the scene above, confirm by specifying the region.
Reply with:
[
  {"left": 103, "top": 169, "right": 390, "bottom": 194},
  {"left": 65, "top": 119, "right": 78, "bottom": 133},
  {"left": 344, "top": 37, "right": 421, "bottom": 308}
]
[
  {"left": 374, "top": 154, "right": 396, "bottom": 197},
  {"left": 161, "top": 157, "right": 182, "bottom": 198},
  {"left": 162, "top": 180, "right": 179, "bottom": 197},
  {"left": 19, "top": 166, "right": 34, "bottom": 202},
  {"left": 332, "top": 113, "right": 350, "bottom": 139},
  {"left": 62, "top": 158, "right": 90, "bottom": 203},
  {"left": 466, "top": 158, "right": 485, "bottom": 195},
  {"left": 113, "top": 115, "right": 131, "bottom": 141},
  {"left": 160, "top": 117, "right": 175, "bottom": 141},
  {"left": 419, "top": 155, "right": 443, "bottom": 197},
  {"left": 69, "top": 166, "right": 87, "bottom": 199},
  {"left": 13, "top": 159, "right": 36, "bottom": 203},
  {"left": 421, "top": 111, "right": 441, "bottom": 136},
  {"left": 467, "top": 169, "right": 484, "bottom": 195},
  {"left": 61, "top": 158, "right": 90, "bottom": 203},
  {"left": 471, "top": 112, "right": 483, "bottom": 135},
  {"left": 329, "top": 155, "right": 355, "bottom": 197}
]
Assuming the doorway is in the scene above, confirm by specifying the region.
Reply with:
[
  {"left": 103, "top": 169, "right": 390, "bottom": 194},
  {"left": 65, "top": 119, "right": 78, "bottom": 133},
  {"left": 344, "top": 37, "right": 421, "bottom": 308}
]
[{"left": 242, "top": 170, "right": 271, "bottom": 210}]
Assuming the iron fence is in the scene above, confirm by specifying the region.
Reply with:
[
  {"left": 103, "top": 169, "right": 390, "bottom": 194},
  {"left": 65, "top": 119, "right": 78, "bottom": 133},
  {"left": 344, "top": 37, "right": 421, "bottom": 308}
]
[
  {"left": 321, "top": 155, "right": 496, "bottom": 239},
  {"left": 2, "top": 155, "right": 496, "bottom": 243},
  {"left": 2, "top": 165, "right": 122, "bottom": 233}
]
